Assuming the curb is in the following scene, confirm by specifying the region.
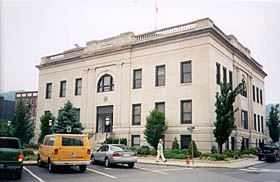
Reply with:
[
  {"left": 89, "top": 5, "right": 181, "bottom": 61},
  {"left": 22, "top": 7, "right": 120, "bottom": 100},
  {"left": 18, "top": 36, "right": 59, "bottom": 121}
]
[{"left": 23, "top": 161, "right": 37, "bottom": 166}]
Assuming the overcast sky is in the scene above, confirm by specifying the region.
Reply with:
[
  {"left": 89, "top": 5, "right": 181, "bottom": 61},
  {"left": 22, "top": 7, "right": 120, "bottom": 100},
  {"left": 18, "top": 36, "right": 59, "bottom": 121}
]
[{"left": 1, "top": 0, "right": 279, "bottom": 104}]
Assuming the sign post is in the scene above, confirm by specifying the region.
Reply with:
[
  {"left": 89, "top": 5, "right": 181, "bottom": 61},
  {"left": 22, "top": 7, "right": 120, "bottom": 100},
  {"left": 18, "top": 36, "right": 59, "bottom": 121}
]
[{"left": 187, "top": 126, "right": 195, "bottom": 165}]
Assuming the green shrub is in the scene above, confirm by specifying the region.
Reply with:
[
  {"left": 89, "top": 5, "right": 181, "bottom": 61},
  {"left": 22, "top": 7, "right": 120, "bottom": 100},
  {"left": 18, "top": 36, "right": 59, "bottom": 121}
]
[
  {"left": 112, "top": 138, "right": 119, "bottom": 144},
  {"left": 163, "top": 150, "right": 186, "bottom": 159},
  {"left": 211, "top": 145, "right": 218, "bottom": 154},
  {"left": 188, "top": 141, "right": 200, "bottom": 157},
  {"left": 136, "top": 148, "right": 142, "bottom": 155},
  {"left": 142, "top": 148, "right": 150, "bottom": 155},
  {"left": 23, "top": 150, "right": 34, "bottom": 156},
  {"left": 181, "top": 149, "right": 189, "bottom": 155},
  {"left": 23, "top": 144, "right": 39, "bottom": 149},
  {"left": 223, "top": 149, "right": 240, "bottom": 159},
  {"left": 120, "top": 138, "right": 127, "bottom": 146},
  {"left": 24, "top": 154, "right": 37, "bottom": 161},
  {"left": 105, "top": 137, "right": 113, "bottom": 144},
  {"left": 172, "top": 137, "right": 179, "bottom": 150},
  {"left": 151, "top": 149, "right": 157, "bottom": 156},
  {"left": 200, "top": 153, "right": 211, "bottom": 159},
  {"left": 141, "top": 145, "right": 150, "bottom": 149},
  {"left": 129, "top": 146, "right": 137, "bottom": 151}
]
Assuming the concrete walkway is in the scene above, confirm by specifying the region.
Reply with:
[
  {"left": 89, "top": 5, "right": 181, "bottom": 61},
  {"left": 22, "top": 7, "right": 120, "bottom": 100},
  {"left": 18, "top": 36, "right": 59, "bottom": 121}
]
[{"left": 137, "top": 156, "right": 265, "bottom": 169}]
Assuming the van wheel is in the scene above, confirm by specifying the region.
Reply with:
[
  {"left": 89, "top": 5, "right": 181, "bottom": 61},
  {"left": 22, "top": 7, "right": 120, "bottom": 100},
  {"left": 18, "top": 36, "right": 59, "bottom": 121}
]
[
  {"left": 104, "top": 158, "right": 111, "bottom": 167},
  {"left": 37, "top": 155, "right": 44, "bottom": 167},
  {"left": 79, "top": 165, "right": 86, "bottom": 173},
  {"left": 15, "top": 169, "right": 22, "bottom": 180},
  {"left": 48, "top": 159, "right": 56, "bottom": 173},
  {"left": 128, "top": 163, "right": 134, "bottom": 168}
]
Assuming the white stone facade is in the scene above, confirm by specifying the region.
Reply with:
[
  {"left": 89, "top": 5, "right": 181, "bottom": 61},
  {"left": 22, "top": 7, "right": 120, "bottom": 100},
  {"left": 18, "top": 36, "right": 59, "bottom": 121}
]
[{"left": 36, "top": 18, "right": 267, "bottom": 152}]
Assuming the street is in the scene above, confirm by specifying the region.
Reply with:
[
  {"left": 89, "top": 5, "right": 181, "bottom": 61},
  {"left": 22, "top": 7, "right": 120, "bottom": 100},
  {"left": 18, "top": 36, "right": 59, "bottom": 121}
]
[{"left": 1, "top": 162, "right": 280, "bottom": 182}]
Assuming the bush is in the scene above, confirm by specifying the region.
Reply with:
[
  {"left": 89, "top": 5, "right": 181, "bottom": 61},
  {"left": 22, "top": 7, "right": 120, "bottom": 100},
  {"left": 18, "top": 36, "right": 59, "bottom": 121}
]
[
  {"left": 142, "top": 148, "right": 151, "bottom": 155},
  {"left": 23, "top": 150, "right": 35, "bottom": 156},
  {"left": 23, "top": 144, "right": 39, "bottom": 149},
  {"left": 141, "top": 145, "right": 150, "bottom": 149},
  {"left": 172, "top": 137, "right": 179, "bottom": 150},
  {"left": 188, "top": 141, "right": 200, "bottom": 157},
  {"left": 163, "top": 150, "right": 186, "bottom": 159},
  {"left": 211, "top": 145, "right": 218, "bottom": 154},
  {"left": 105, "top": 137, "right": 113, "bottom": 144},
  {"left": 129, "top": 146, "right": 137, "bottom": 151},
  {"left": 223, "top": 149, "right": 240, "bottom": 159},
  {"left": 241, "top": 148, "right": 258, "bottom": 155},
  {"left": 181, "top": 149, "right": 189, "bottom": 155},
  {"left": 120, "top": 138, "right": 127, "bottom": 146},
  {"left": 113, "top": 138, "right": 119, "bottom": 144},
  {"left": 151, "top": 149, "right": 157, "bottom": 156}
]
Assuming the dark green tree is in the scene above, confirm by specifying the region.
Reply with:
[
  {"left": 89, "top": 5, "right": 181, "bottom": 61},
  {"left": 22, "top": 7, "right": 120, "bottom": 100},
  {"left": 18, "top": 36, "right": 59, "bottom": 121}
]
[
  {"left": 0, "top": 120, "right": 8, "bottom": 136},
  {"left": 52, "top": 100, "right": 84, "bottom": 134},
  {"left": 38, "top": 112, "right": 55, "bottom": 143},
  {"left": 213, "top": 80, "right": 243, "bottom": 154},
  {"left": 12, "top": 99, "right": 34, "bottom": 144},
  {"left": 144, "top": 109, "right": 168, "bottom": 149},
  {"left": 268, "top": 104, "right": 280, "bottom": 143}
]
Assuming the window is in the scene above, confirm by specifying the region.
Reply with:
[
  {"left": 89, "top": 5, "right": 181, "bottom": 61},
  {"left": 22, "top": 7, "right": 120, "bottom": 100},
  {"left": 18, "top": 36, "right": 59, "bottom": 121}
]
[
  {"left": 241, "top": 79, "right": 247, "bottom": 97},
  {"left": 241, "top": 110, "right": 248, "bottom": 129},
  {"left": 131, "top": 135, "right": 140, "bottom": 148},
  {"left": 231, "top": 137, "right": 235, "bottom": 151},
  {"left": 252, "top": 85, "right": 255, "bottom": 102},
  {"left": 256, "top": 87, "right": 259, "bottom": 103},
  {"left": 181, "top": 61, "right": 191, "bottom": 83},
  {"left": 155, "top": 102, "right": 165, "bottom": 115},
  {"left": 223, "top": 67, "right": 227, "bottom": 82},
  {"left": 43, "top": 137, "right": 49, "bottom": 146},
  {"left": 245, "top": 138, "right": 249, "bottom": 149},
  {"left": 46, "top": 83, "right": 52, "bottom": 99},
  {"left": 132, "top": 104, "right": 141, "bottom": 125},
  {"left": 180, "top": 135, "right": 191, "bottom": 149},
  {"left": 229, "top": 71, "right": 233, "bottom": 89},
  {"left": 60, "top": 80, "right": 66, "bottom": 97},
  {"left": 260, "top": 89, "right": 263, "bottom": 105},
  {"left": 47, "top": 136, "right": 55, "bottom": 146},
  {"left": 31, "top": 98, "right": 34, "bottom": 104},
  {"left": 258, "top": 115, "right": 260, "bottom": 132},
  {"left": 261, "top": 116, "right": 264, "bottom": 133},
  {"left": 181, "top": 100, "right": 192, "bottom": 124},
  {"left": 75, "top": 78, "right": 82, "bottom": 95},
  {"left": 0, "top": 138, "right": 20, "bottom": 149},
  {"left": 62, "top": 137, "right": 84, "bottom": 146},
  {"left": 97, "top": 74, "right": 114, "bottom": 92},
  {"left": 133, "top": 69, "right": 142, "bottom": 89},
  {"left": 76, "top": 108, "right": 80, "bottom": 122},
  {"left": 254, "top": 114, "right": 257, "bottom": 131},
  {"left": 216, "top": 63, "right": 220, "bottom": 84},
  {"left": 156, "top": 65, "right": 165, "bottom": 86}
]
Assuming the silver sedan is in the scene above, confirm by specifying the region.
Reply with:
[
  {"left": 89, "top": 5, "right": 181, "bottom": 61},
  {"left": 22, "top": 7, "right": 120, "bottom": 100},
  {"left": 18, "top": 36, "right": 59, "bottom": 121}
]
[{"left": 91, "top": 144, "right": 137, "bottom": 168}]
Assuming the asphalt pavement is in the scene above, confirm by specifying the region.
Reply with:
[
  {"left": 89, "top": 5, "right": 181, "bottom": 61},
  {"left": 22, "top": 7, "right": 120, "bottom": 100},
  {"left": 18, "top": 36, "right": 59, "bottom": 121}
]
[{"left": 1, "top": 161, "right": 279, "bottom": 182}]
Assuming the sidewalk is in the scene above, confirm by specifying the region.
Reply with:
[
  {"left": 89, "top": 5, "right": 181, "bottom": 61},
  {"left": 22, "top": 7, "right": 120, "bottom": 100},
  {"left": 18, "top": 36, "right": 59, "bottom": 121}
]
[{"left": 137, "top": 156, "right": 264, "bottom": 169}]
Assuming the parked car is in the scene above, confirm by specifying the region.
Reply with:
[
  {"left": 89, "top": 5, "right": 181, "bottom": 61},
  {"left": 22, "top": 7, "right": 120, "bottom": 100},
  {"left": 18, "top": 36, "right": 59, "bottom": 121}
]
[
  {"left": 91, "top": 144, "right": 137, "bottom": 168},
  {"left": 257, "top": 144, "right": 280, "bottom": 162},
  {"left": 37, "top": 134, "right": 91, "bottom": 173},
  {"left": 0, "top": 136, "right": 23, "bottom": 180}
]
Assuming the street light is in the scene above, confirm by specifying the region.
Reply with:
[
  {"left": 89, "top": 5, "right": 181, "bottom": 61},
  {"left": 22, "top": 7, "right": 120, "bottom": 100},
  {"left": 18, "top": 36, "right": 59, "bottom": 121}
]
[
  {"left": 49, "top": 120, "right": 52, "bottom": 134},
  {"left": 105, "top": 116, "right": 110, "bottom": 144},
  {"left": 7, "top": 121, "right": 12, "bottom": 136},
  {"left": 187, "top": 126, "right": 195, "bottom": 165}
]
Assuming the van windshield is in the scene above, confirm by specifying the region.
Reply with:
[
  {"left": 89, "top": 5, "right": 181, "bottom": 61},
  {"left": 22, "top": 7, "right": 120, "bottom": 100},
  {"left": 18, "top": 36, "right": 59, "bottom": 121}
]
[
  {"left": 0, "top": 138, "right": 20, "bottom": 149},
  {"left": 62, "top": 137, "right": 84, "bottom": 146}
]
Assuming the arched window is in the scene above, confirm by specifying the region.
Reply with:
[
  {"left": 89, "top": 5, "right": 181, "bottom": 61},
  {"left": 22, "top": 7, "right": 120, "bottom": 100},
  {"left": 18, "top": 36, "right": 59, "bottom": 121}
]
[
  {"left": 241, "top": 79, "right": 247, "bottom": 97},
  {"left": 97, "top": 74, "right": 114, "bottom": 92}
]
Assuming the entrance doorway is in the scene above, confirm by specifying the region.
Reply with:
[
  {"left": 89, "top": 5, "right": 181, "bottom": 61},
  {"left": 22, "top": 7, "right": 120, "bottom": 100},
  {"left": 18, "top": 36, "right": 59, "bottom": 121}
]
[{"left": 96, "top": 106, "right": 113, "bottom": 133}]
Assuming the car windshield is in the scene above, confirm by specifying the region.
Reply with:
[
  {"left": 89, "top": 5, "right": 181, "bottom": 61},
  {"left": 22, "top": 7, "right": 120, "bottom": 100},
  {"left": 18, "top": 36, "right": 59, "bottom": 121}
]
[
  {"left": 110, "top": 145, "right": 129, "bottom": 152},
  {"left": 0, "top": 138, "right": 20, "bottom": 149},
  {"left": 263, "top": 144, "right": 278, "bottom": 150}
]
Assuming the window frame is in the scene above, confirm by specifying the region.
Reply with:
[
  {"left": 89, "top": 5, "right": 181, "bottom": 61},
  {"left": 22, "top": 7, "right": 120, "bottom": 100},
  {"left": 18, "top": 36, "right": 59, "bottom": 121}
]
[
  {"left": 155, "top": 102, "right": 165, "bottom": 115},
  {"left": 75, "top": 78, "right": 82, "bottom": 96},
  {"left": 46, "top": 83, "right": 52, "bottom": 99},
  {"left": 181, "top": 100, "right": 192, "bottom": 124},
  {"left": 260, "top": 89, "right": 263, "bottom": 105},
  {"left": 241, "top": 79, "right": 247, "bottom": 97},
  {"left": 254, "top": 114, "right": 257, "bottom": 131},
  {"left": 261, "top": 116, "right": 264, "bottom": 133},
  {"left": 241, "top": 110, "right": 248, "bottom": 129},
  {"left": 256, "top": 87, "right": 259, "bottom": 103},
  {"left": 252, "top": 85, "right": 255, "bottom": 102},
  {"left": 60, "top": 80, "right": 66, "bottom": 97},
  {"left": 155, "top": 65, "right": 165, "bottom": 86},
  {"left": 97, "top": 74, "right": 114, "bottom": 93},
  {"left": 131, "top": 135, "right": 140, "bottom": 148},
  {"left": 133, "top": 69, "right": 142, "bottom": 89},
  {"left": 257, "top": 115, "right": 260, "bottom": 132},
  {"left": 216, "top": 63, "right": 220, "bottom": 85},
  {"left": 223, "top": 67, "right": 227, "bottom": 82},
  {"left": 132, "top": 104, "right": 141, "bottom": 126},
  {"left": 229, "top": 70, "right": 233, "bottom": 89},
  {"left": 181, "top": 61, "right": 192, "bottom": 84}
]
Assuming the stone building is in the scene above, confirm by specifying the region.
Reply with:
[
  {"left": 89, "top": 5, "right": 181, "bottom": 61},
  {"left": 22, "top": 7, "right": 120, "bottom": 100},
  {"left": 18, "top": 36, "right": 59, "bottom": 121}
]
[{"left": 35, "top": 18, "right": 267, "bottom": 152}]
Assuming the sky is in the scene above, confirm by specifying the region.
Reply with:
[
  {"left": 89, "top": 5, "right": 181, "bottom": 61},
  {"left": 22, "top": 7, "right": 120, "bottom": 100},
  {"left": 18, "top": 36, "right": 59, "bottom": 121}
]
[{"left": 0, "top": 0, "right": 280, "bottom": 104}]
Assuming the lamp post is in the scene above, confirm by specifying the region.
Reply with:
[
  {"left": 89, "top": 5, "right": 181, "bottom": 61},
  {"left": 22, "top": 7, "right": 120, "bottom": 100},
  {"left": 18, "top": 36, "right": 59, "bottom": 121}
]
[
  {"left": 7, "top": 120, "right": 11, "bottom": 136},
  {"left": 105, "top": 116, "right": 110, "bottom": 144},
  {"left": 187, "top": 126, "right": 195, "bottom": 165},
  {"left": 49, "top": 120, "right": 52, "bottom": 134}
]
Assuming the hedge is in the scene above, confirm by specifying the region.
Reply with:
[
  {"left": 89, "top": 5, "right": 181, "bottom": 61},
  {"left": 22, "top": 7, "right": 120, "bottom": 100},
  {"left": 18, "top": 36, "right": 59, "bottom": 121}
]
[{"left": 23, "top": 150, "right": 35, "bottom": 156}]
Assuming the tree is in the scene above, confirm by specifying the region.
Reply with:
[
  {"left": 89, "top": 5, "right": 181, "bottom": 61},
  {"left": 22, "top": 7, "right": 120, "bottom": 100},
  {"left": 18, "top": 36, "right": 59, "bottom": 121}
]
[
  {"left": 0, "top": 120, "right": 8, "bottom": 136},
  {"left": 213, "top": 80, "right": 243, "bottom": 154},
  {"left": 12, "top": 99, "right": 34, "bottom": 144},
  {"left": 268, "top": 104, "right": 280, "bottom": 143},
  {"left": 38, "top": 112, "right": 55, "bottom": 143},
  {"left": 144, "top": 109, "right": 168, "bottom": 149},
  {"left": 52, "top": 100, "right": 84, "bottom": 134}
]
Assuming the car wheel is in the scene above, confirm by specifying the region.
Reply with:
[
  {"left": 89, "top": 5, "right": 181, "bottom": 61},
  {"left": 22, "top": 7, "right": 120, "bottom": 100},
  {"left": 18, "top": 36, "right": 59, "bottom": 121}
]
[
  {"left": 15, "top": 169, "right": 22, "bottom": 180},
  {"left": 48, "top": 159, "right": 56, "bottom": 173},
  {"left": 37, "top": 155, "right": 44, "bottom": 167},
  {"left": 258, "top": 156, "right": 262, "bottom": 161},
  {"left": 104, "top": 158, "right": 110, "bottom": 168},
  {"left": 79, "top": 165, "right": 87, "bottom": 173},
  {"left": 91, "top": 155, "right": 95, "bottom": 164},
  {"left": 128, "top": 163, "right": 134, "bottom": 168}
]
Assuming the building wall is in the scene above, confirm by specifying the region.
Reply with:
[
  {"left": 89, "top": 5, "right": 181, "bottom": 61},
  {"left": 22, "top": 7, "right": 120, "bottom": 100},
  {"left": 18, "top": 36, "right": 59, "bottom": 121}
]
[{"left": 0, "top": 96, "right": 15, "bottom": 121}]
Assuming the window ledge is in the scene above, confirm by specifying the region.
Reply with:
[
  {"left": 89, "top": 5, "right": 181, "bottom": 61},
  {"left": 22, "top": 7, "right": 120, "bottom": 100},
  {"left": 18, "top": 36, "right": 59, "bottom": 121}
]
[{"left": 180, "top": 82, "right": 192, "bottom": 86}]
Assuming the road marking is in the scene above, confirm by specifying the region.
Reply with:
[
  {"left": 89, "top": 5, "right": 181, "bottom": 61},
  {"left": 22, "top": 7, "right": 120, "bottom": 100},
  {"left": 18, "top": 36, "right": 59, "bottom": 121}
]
[
  {"left": 87, "top": 168, "right": 117, "bottom": 179},
  {"left": 157, "top": 168, "right": 193, "bottom": 172},
  {"left": 23, "top": 167, "right": 45, "bottom": 182},
  {"left": 134, "top": 166, "right": 168, "bottom": 175},
  {"left": 239, "top": 167, "right": 280, "bottom": 173}
]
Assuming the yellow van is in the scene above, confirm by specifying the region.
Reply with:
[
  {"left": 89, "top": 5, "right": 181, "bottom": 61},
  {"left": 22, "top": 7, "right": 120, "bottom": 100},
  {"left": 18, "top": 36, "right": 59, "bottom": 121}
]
[{"left": 37, "top": 134, "right": 91, "bottom": 173}]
